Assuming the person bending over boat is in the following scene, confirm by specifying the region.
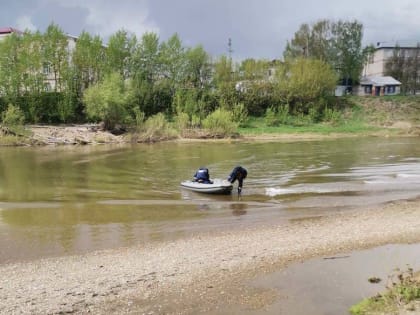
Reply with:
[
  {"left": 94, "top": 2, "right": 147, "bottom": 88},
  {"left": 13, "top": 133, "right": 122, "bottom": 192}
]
[
  {"left": 193, "top": 167, "right": 213, "bottom": 184},
  {"left": 228, "top": 166, "right": 248, "bottom": 194}
]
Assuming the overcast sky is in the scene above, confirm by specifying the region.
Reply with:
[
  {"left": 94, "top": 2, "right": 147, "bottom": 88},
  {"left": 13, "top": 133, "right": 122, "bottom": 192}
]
[{"left": 2, "top": 0, "right": 420, "bottom": 60}]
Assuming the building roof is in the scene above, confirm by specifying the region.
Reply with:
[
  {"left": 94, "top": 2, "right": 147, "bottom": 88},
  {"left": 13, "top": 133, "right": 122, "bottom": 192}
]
[
  {"left": 0, "top": 27, "right": 22, "bottom": 35},
  {"left": 376, "top": 40, "right": 420, "bottom": 49},
  {"left": 360, "top": 76, "right": 401, "bottom": 86}
]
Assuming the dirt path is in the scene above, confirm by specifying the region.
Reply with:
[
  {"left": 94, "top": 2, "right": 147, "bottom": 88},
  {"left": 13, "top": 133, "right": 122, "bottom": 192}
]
[{"left": 1, "top": 198, "right": 419, "bottom": 314}]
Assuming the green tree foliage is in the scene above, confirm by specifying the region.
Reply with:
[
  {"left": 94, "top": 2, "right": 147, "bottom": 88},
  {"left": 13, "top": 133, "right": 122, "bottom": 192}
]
[
  {"left": 284, "top": 19, "right": 365, "bottom": 85},
  {"left": 130, "top": 32, "right": 162, "bottom": 115},
  {"left": 184, "top": 45, "right": 212, "bottom": 89},
  {"left": 159, "top": 33, "right": 186, "bottom": 91},
  {"left": 239, "top": 58, "right": 270, "bottom": 80},
  {"left": 332, "top": 20, "right": 365, "bottom": 85},
  {"left": 105, "top": 29, "right": 137, "bottom": 79},
  {"left": 236, "top": 59, "right": 277, "bottom": 116},
  {"left": 277, "top": 58, "right": 337, "bottom": 113},
  {"left": 213, "top": 55, "right": 237, "bottom": 109},
  {"left": 132, "top": 32, "right": 160, "bottom": 84},
  {"left": 42, "top": 23, "right": 69, "bottom": 92},
  {"left": 284, "top": 20, "right": 334, "bottom": 61},
  {"left": 0, "top": 20, "right": 371, "bottom": 132},
  {"left": 0, "top": 32, "right": 24, "bottom": 103},
  {"left": 73, "top": 31, "right": 105, "bottom": 91},
  {"left": 83, "top": 73, "right": 130, "bottom": 130}
]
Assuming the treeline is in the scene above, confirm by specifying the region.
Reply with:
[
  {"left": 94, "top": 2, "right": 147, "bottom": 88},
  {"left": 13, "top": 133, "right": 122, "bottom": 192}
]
[{"left": 0, "top": 20, "right": 368, "bottom": 131}]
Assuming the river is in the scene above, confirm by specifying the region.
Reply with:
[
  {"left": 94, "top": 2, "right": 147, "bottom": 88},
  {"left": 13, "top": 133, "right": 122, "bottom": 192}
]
[{"left": 1, "top": 136, "right": 420, "bottom": 263}]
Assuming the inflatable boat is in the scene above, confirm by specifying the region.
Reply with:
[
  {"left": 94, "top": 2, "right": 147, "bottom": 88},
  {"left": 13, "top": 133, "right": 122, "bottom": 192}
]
[{"left": 180, "top": 179, "right": 233, "bottom": 194}]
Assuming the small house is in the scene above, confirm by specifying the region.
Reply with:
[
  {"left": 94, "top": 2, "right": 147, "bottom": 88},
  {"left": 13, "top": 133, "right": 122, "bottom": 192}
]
[{"left": 354, "top": 76, "right": 401, "bottom": 96}]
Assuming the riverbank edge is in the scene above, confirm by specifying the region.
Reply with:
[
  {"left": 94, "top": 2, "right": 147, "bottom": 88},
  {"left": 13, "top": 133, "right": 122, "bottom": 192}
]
[
  {"left": 0, "top": 123, "right": 416, "bottom": 146},
  {"left": 1, "top": 198, "right": 420, "bottom": 314}
]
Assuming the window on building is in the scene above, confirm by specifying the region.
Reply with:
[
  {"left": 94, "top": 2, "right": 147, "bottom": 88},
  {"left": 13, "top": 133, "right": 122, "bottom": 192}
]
[
  {"left": 386, "top": 86, "right": 395, "bottom": 94},
  {"left": 44, "top": 82, "right": 51, "bottom": 92},
  {"left": 364, "top": 85, "right": 372, "bottom": 94},
  {"left": 43, "top": 63, "right": 51, "bottom": 75}
]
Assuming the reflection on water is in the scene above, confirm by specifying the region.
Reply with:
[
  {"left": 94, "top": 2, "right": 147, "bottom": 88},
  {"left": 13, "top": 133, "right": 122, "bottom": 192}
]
[{"left": 1, "top": 137, "right": 420, "bottom": 262}]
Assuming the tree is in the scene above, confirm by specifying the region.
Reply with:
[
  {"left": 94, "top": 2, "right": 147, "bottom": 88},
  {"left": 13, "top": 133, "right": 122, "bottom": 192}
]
[
  {"left": 130, "top": 32, "right": 162, "bottom": 116},
  {"left": 184, "top": 45, "right": 212, "bottom": 89},
  {"left": 72, "top": 31, "right": 105, "bottom": 91},
  {"left": 284, "top": 19, "right": 365, "bottom": 86},
  {"left": 83, "top": 72, "right": 130, "bottom": 130},
  {"left": 238, "top": 58, "right": 270, "bottom": 81},
  {"left": 283, "top": 23, "right": 311, "bottom": 59},
  {"left": 283, "top": 20, "right": 334, "bottom": 61},
  {"left": 277, "top": 58, "right": 337, "bottom": 113},
  {"left": 0, "top": 32, "right": 23, "bottom": 103},
  {"left": 105, "top": 29, "right": 137, "bottom": 79},
  {"left": 159, "top": 33, "right": 186, "bottom": 90},
  {"left": 131, "top": 32, "right": 160, "bottom": 84},
  {"left": 332, "top": 20, "right": 365, "bottom": 85},
  {"left": 213, "top": 55, "right": 237, "bottom": 109},
  {"left": 42, "top": 23, "right": 69, "bottom": 92}
]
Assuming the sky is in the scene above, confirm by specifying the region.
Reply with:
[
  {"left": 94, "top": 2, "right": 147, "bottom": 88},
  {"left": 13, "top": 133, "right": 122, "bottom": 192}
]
[{"left": 2, "top": 0, "right": 420, "bottom": 60}]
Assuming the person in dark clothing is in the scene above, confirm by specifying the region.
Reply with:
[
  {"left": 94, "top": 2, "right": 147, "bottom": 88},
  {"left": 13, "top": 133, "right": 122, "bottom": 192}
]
[
  {"left": 228, "top": 166, "right": 247, "bottom": 194},
  {"left": 193, "top": 167, "right": 213, "bottom": 184}
]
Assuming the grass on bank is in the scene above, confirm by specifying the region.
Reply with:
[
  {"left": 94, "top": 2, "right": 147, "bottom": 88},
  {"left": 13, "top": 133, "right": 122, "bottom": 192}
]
[
  {"left": 350, "top": 268, "right": 420, "bottom": 315},
  {"left": 238, "top": 116, "right": 382, "bottom": 136}
]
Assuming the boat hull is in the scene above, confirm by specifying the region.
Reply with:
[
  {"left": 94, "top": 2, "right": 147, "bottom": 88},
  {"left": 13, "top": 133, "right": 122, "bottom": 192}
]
[{"left": 180, "top": 179, "right": 233, "bottom": 194}]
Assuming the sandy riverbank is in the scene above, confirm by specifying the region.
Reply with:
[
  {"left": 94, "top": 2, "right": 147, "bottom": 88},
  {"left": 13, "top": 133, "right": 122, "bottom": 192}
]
[
  {"left": 1, "top": 198, "right": 420, "bottom": 314},
  {"left": 3, "top": 123, "right": 414, "bottom": 146}
]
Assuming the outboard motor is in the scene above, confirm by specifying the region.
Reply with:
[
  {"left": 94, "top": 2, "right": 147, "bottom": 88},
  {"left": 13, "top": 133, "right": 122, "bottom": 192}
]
[{"left": 193, "top": 167, "right": 212, "bottom": 184}]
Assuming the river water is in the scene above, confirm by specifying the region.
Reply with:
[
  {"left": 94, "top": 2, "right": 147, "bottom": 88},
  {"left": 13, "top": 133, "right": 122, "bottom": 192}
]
[{"left": 1, "top": 137, "right": 420, "bottom": 262}]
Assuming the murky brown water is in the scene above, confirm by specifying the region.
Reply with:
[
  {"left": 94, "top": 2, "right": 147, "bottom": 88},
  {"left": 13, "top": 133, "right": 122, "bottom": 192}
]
[
  {"left": 1, "top": 137, "right": 420, "bottom": 262},
  {"left": 211, "top": 243, "right": 420, "bottom": 315}
]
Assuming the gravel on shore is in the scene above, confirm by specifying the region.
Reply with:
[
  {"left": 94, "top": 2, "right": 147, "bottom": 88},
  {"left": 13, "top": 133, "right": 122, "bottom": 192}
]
[{"left": 1, "top": 198, "right": 420, "bottom": 314}]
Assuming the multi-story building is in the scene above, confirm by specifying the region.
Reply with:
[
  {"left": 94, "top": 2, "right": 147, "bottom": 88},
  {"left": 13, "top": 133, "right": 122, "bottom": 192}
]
[
  {"left": 363, "top": 41, "right": 420, "bottom": 77},
  {"left": 355, "top": 41, "right": 420, "bottom": 96}
]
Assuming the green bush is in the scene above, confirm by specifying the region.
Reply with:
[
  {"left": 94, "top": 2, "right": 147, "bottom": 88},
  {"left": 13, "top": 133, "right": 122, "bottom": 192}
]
[
  {"left": 202, "top": 108, "right": 237, "bottom": 137},
  {"left": 277, "top": 104, "right": 290, "bottom": 124},
  {"left": 133, "top": 108, "right": 145, "bottom": 127},
  {"left": 175, "top": 112, "right": 190, "bottom": 131},
  {"left": 264, "top": 107, "right": 279, "bottom": 126},
  {"left": 141, "top": 113, "right": 178, "bottom": 142},
  {"left": 1, "top": 103, "right": 27, "bottom": 136},
  {"left": 323, "top": 107, "right": 343, "bottom": 125},
  {"left": 2, "top": 104, "right": 25, "bottom": 126},
  {"left": 350, "top": 267, "right": 420, "bottom": 315},
  {"left": 83, "top": 73, "right": 129, "bottom": 130},
  {"left": 191, "top": 114, "right": 201, "bottom": 128},
  {"left": 232, "top": 102, "right": 248, "bottom": 127}
]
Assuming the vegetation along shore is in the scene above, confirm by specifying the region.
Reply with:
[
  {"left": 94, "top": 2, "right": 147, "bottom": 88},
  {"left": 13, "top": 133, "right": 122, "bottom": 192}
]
[
  {"left": 1, "top": 95, "right": 420, "bottom": 146},
  {"left": 1, "top": 19, "right": 420, "bottom": 314}
]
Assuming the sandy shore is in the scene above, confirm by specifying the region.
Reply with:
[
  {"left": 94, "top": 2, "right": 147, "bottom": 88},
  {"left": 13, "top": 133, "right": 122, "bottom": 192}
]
[
  {"left": 1, "top": 199, "right": 420, "bottom": 314},
  {"left": 19, "top": 123, "right": 416, "bottom": 146}
]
